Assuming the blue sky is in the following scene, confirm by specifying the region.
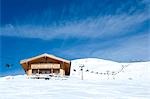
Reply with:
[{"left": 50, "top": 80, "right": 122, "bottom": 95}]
[{"left": 0, "top": 0, "right": 150, "bottom": 76}]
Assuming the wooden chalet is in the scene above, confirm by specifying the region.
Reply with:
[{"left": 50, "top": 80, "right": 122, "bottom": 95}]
[{"left": 20, "top": 53, "right": 71, "bottom": 76}]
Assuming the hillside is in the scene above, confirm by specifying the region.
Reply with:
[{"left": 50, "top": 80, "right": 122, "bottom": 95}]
[
  {"left": 71, "top": 58, "right": 150, "bottom": 81},
  {"left": 0, "top": 58, "right": 150, "bottom": 99}
]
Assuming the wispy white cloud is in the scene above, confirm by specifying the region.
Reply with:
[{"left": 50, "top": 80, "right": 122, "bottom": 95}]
[
  {"left": 0, "top": 0, "right": 149, "bottom": 62},
  {"left": 1, "top": 0, "right": 149, "bottom": 40},
  {"left": 0, "top": 12, "right": 148, "bottom": 40},
  {"left": 58, "top": 32, "right": 150, "bottom": 62},
  {"left": 91, "top": 33, "right": 150, "bottom": 61}
]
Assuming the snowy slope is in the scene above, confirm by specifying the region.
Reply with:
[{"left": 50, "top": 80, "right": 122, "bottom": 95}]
[
  {"left": 1, "top": 75, "right": 150, "bottom": 99},
  {"left": 116, "top": 62, "right": 150, "bottom": 80},
  {"left": 0, "top": 58, "right": 150, "bottom": 99},
  {"left": 71, "top": 58, "right": 150, "bottom": 81}
]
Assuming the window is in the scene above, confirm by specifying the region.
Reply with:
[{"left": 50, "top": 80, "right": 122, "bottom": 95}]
[
  {"left": 39, "top": 69, "right": 51, "bottom": 74},
  {"left": 32, "top": 69, "right": 38, "bottom": 74},
  {"left": 53, "top": 69, "right": 60, "bottom": 74}
]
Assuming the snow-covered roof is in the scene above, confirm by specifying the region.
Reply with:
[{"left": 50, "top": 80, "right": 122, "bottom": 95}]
[{"left": 20, "top": 53, "right": 70, "bottom": 64}]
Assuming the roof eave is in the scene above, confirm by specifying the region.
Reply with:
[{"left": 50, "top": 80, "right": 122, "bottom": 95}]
[{"left": 20, "top": 53, "right": 70, "bottom": 64}]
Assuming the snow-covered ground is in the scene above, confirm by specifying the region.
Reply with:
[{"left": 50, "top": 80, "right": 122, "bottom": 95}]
[
  {"left": 71, "top": 58, "right": 150, "bottom": 81},
  {"left": 0, "top": 58, "right": 150, "bottom": 99}
]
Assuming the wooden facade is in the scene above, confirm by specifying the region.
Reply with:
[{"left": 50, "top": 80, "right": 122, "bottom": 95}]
[{"left": 20, "top": 53, "right": 71, "bottom": 76}]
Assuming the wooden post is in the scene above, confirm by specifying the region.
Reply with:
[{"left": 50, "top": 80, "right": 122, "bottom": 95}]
[
  {"left": 26, "top": 62, "right": 32, "bottom": 75},
  {"left": 51, "top": 64, "right": 53, "bottom": 75},
  {"left": 38, "top": 69, "right": 39, "bottom": 74},
  {"left": 62, "top": 62, "right": 65, "bottom": 75}
]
